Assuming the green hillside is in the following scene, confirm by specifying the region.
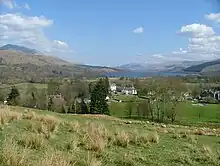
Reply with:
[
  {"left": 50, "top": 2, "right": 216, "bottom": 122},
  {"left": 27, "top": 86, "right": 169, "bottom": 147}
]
[{"left": 0, "top": 105, "right": 220, "bottom": 166}]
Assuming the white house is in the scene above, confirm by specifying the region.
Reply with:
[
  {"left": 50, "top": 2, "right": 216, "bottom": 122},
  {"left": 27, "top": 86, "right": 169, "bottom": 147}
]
[
  {"left": 105, "top": 96, "right": 110, "bottom": 100},
  {"left": 110, "top": 83, "right": 117, "bottom": 92},
  {"left": 214, "top": 91, "right": 220, "bottom": 100},
  {"left": 122, "top": 87, "right": 137, "bottom": 95}
]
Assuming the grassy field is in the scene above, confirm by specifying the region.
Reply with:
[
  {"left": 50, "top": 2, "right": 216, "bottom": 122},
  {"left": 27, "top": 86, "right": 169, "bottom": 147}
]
[
  {"left": 0, "top": 83, "right": 47, "bottom": 97},
  {"left": 112, "top": 94, "right": 144, "bottom": 102},
  {"left": 110, "top": 101, "right": 220, "bottom": 127},
  {"left": 0, "top": 105, "right": 220, "bottom": 166},
  {"left": 175, "top": 102, "right": 220, "bottom": 126}
]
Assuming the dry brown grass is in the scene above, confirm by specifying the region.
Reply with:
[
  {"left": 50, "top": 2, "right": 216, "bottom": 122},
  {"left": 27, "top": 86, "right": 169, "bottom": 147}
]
[
  {"left": 22, "top": 110, "right": 36, "bottom": 120},
  {"left": 0, "top": 139, "right": 29, "bottom": 166},
  {"left": 81, "top": 114, "right": 122, "bottom": 122},
  {"left": 23, "top": 110, "right": 60, "bottom": 134},
  {"left": 114, "top": 131, "right": 130, "bottom": 147},
  {"left": 88, "top": 157, "right": 102, "bottom": 166},
  {"left": 157, "top": 127, "right": 168, "bottom": 134},
  {"left": 25, "top": 114, "right": 60, "bottom": 139},
  {"left": 86, "top": 122, "right": 107, "bottom": 152},
  {"left": 35, "top": 115, "right": 60, "bottom": 132},
  {"left": 17, "top": 133, "right": 45, "bottom": 150},
  {"left": 193, "top": 129, "right": 206, "bottom": 136},
  {"left": 147, "top": 132, "right": 159, "bottom": 143},
  {"left": 65, "top": 135, "right": 79, "bottom": 152},
  {"left": 128, "top": 130, "right": 149, "bottom": 145},
  {"left": 68, "top": 121, "right": 81, "bottom": 133},
  {"left": 38, "top": 152, "right": 73, "bottom": 166},
  {"left": 0, "top": 109, "right": 21, "bottom": 125}
]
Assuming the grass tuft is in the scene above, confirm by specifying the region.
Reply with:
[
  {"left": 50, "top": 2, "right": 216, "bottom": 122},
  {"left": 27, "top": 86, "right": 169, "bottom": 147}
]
[
  {"left": 22, "top": 111, "right": 36, "bottom": 120},
  {"left": 0, "top": 109, "right": 21, "bottom": 125},
  {"left": 147, "top": 132, "right": 159, "bottom": 143},
  {"left": 17, "top": 133, "right": 45, "bottom": 150},
  {"left": 86, "top": 122, "right": 107, "bottom": 152},
  {"left": 39, "top": 152, "right": 72, "bottom": 166},
  {"left": 114, "top": 131, "right": 130, "bottom": 147},
  {"left": 0, "top": 139, "right": 29, "bottom": 166}
]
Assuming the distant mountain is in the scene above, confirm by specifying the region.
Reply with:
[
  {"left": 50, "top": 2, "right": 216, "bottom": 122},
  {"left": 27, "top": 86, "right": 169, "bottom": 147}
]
[
  {"left": 0, "top": 44, "right": 42, "bottom": 55},
  {"left": 0, "top": 44, "right": 121, "bottom": 83},
  {"left": 184, "top": 59, "right": 220, "bottom": 73},
  {"left": 119, "top": 61, "right": 205, "bottom": 72},
  {"left": 118, "top": 63, "right": 145, "bottom": 71}
]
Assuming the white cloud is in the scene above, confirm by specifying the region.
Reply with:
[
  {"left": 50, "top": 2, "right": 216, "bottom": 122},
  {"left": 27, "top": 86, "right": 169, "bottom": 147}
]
[
  {"left": 0, "top": 13, "right": 71, "bottom": 54},
  {"left": 133, "top": 26, "right": 144, "bottom": 34},
  {"left": 205, "top": 13, "right": 220, "bottom": 23},
  {"left": 179, "top": 23, "right": 215, "bottom": 38},
  {"left": 0, "top": 13, "right": 53, "bottom": 29},
  {"left": 0, "top": 0, "right": 30, "bottom": 10},
  {"left": 135, "top": 21, "right": 220, "bottom": 65},
  {"left": 53, "top": 40, "right": 68, "bottom": 49}
]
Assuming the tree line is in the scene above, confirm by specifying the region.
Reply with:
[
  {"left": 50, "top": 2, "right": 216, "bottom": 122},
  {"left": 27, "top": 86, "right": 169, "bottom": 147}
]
[
  {"left": 126, "top": 78, "right": 187, "bottom": 123},
  {"left": 1, "top": 77, "right": 110, "bottom": 115}
]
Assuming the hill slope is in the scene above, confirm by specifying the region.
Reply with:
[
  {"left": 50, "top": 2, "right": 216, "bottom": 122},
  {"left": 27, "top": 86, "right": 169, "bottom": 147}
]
[
  {"left": 119, "top": 61, "right": 205, "bottom": 72},
  {"left": 184, "top": 59, "right": 220, "bottom": 73},
  {"left": 0, "top": 105, "right": 219, "bottom": 166},
  {"left": 0, "top": 45, "right": 121, "bottom": 83},
  {"left": 0, "top": 50, "right": 71, "bottom": 66},
  {"left": 0, "top": 44, "right": 42, "bottom": 55}
]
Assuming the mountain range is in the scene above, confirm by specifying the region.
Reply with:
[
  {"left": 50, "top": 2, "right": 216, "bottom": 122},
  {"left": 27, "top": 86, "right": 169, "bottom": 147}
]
[
  {"left": 118, "top": 60, "right": 207, "bottom": 72},
  {"left": 1, "top": 44, "right": 220, "bottom": 81},
  {"left": 0, "top": 44, "right": 121, "bottom": 83},
  {"left": 0, "top": 44, "right": 42, "bottom": 55}
]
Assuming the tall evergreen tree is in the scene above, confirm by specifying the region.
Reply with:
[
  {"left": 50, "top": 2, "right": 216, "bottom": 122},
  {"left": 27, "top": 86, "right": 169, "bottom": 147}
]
[
  {"left": 7, "top": 86, "right": 20, "bottom": 105},
  {"left": 104, "top": 77, "right": 110, "bottom": 95},
  {"left": 48, "top": 97, "right": 54, "bottom": 111},
  {"left": 90, "top": 79, "right": 109, "bottom": 115},
  {"left": 80, "top": 99, "right": 89, "bottom": 114}
]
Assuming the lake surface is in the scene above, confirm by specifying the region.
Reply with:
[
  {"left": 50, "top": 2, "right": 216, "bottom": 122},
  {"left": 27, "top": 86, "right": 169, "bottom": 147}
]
[{"left": 104, "top": 71, "right": 198, "bottom": 78}]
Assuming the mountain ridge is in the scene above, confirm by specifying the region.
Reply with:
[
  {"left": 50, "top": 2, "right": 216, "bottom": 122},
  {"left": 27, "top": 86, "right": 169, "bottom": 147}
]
[
  {"left": 184, "top": 59, "right": 220, "bottom": 73},
  {"left": 0, "top": 44, "right": 42, "bottom": 55},
  {"left": 118, "top": 60, "right": 206, "bottom": 72},
  {"left": 0, "top": 44, "right": 121, "bottom": 83}
]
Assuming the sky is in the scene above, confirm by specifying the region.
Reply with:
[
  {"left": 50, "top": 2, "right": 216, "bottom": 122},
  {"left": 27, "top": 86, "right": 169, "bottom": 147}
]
[{"left": 0, "top": 0, "right": 220, "bottom": 66}]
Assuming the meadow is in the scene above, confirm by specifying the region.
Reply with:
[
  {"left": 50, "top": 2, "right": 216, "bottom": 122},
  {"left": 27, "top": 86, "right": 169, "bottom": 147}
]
[
  {"left": 0, "top": 105, "right": 220, "bottom": 166},
  {"left": 110, "top": 100, "right": 220, "bottom": 127}
]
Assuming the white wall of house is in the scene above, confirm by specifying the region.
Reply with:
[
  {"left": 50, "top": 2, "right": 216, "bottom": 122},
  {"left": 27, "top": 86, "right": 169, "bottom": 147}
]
[
  {"left": 132, "top": 89, "right": 137, "bottom": 95},
  {"left": 110, "top": 84, "right": 117, "bottom": 92}
]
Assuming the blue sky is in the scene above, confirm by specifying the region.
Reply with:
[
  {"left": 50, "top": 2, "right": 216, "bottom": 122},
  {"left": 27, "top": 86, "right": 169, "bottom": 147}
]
[{"left": 0, "top": 0, "right": 220, "bottom": 66}]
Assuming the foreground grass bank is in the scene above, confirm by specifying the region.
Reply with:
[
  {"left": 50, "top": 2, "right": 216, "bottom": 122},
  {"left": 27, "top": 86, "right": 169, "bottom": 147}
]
[{"left": 0, "top": 105, "right": 220, "bottom": 166}]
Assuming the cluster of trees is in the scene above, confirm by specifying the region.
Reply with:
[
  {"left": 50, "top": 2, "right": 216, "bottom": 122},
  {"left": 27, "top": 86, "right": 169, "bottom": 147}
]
[
  {"left": 1, "top": 77, "right": 110, "bottom": 115},
  {"left": 130, "top": 78, "right": 186, "bottom": 123}
]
